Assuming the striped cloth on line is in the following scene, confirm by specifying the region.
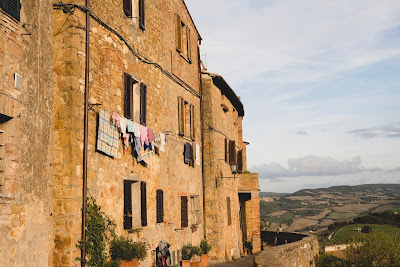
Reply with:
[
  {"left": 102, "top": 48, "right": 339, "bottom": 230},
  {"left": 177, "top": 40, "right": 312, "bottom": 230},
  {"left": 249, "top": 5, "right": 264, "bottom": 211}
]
[{"left": 97, "top": 108, "right": 119, "bottom": 158}]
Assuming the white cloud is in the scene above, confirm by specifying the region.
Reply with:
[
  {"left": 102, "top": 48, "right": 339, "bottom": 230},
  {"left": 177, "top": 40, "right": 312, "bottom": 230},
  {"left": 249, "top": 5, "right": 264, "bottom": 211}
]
[
  {"left": 252, "top": 155, "right": 382, "bottom": 179},
  {"left": 187, "top": 0, "right": 400, "bottom": 87}
]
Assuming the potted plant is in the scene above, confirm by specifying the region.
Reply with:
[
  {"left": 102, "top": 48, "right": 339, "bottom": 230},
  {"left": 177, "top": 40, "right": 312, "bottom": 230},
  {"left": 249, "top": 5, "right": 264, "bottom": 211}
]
[
  {"left": 190, "top": 245, "right": 203, "bottom": 267},
  {"left": 200, "top": 239, "right": 212, "bottom": 267},
  {"left": 244, "top": 242, "right": 253, "bottom": 255},
  {"left": 181, "top": 244, "right": 193, "bottom": 267},
  {"left": 110, "top": 236, "right": 147, "bottom": 267}
]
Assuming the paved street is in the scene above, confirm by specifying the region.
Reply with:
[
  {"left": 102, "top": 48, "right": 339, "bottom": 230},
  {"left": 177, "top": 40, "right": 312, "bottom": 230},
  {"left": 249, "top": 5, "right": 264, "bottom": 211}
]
[{"left": 210, "top": 255, "right": 255, "bottom": 267}]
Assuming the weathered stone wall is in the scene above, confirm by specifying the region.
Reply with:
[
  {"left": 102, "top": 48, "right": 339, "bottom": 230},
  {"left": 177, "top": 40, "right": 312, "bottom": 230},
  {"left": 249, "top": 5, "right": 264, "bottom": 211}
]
[
  {"left": 0, "top": 1, "right": 54, "bottom": 266},
  {"left": 202, "top": 73, "right": 261, "bottom": 263},
  {"left": 53, "top": 0, "right": 203, "bottom": 266},
  {"left": 238, "top": 173, "right": 261, "bottom": 253},
  {"left": 255, "top": 235, "right": 319, "bottom": 267}
]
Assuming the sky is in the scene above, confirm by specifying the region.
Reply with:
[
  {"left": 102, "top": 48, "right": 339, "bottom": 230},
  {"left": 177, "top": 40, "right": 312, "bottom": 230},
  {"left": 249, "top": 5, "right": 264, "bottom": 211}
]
[{"left": 185, "top": 0, "right": 400, "bottom": 193}]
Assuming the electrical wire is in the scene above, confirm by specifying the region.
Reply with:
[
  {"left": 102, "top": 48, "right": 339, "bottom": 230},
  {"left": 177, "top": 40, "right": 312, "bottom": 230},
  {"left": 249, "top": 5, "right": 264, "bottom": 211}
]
[{"left": 53, "top": 3, "right": 201, "bottom": 98}]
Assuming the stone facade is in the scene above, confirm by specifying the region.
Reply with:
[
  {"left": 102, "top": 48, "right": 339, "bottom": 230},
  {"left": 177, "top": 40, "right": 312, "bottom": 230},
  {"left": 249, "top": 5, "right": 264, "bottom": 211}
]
[
  {"left": 0, "top": 1, "right": 54, "bottom": 266},
  {"left": 52, "top": 0, "right": 203, "bottom": 266},
  {"left": 255, "top": 235, "right": 319, "bottom": 267},
  {"left": 1, "top": 1, "right": 263, "bottom": 266},
  {"left": 201, "top": 72, "right": 261, "bottom": 263}
]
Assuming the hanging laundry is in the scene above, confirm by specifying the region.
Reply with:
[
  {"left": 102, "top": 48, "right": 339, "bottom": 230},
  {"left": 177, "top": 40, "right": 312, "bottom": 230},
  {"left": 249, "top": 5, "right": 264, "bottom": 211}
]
[
  {"left": 119, "top": 117, "right": 130, "bottom": 151},
  {"left": 119, "top": 117, "right": 128, "bottom": 137},
  {"left": 147, "top": 128, "right": 154, "bottom": 150},
  {"left": 132, "top": 135, "right": 142, "bottom": 162},
  {"left": 133, "top": 122, "right": 141, "bottom": 138},
  {"left": 112, "top": 112, "right": 120, "bottom": 128},
  {"left": 140, "top": 125, "right": 148, "bottom": 146},
  {"left": 127, "top": 120, "right": 134, "bottom": 133},
  {"left": 97, "top": 109, "right": 119, "bottom": 158},
  {"left": 140, "top": 144, "right": 154, "bottom": 161},
  {"left": 184, "top": 142, "right": 191, "bottom": 164},
  {"left": 191, "top": 143, "right": 196, "bottom": 167},
  {"left": 195, "top": 143, "right": 200, "bottom": 165}
]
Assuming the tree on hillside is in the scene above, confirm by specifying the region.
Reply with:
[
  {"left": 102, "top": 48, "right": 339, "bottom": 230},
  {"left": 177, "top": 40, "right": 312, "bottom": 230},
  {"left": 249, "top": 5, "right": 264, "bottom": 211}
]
[{"left": 344, "top": 231, "right": 400, "bottom": 267}]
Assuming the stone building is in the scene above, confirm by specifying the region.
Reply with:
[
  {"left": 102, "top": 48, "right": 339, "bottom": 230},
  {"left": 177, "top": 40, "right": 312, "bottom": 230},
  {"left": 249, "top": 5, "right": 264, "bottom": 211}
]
[
  {"left": 52, "top": 0, "right": 203, "bottom": 266},
  {"left": 0, "top": 1, "right": 54, "bottom": 266},
  {"left": 201, "top": 72, "right": 261, "bottom": 262},
  {"left": 1, "top": 0, "right": 262, "bottom": 266}
]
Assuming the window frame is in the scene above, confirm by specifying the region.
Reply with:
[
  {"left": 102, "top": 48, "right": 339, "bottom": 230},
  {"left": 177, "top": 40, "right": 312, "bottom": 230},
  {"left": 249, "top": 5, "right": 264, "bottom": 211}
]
[
  {"left": 0, "top": 0, "right": 21, "bottom": 21},
  {"left": 123, "top": 180, "right": 147, "bottom": 229},
  {"left": 175, "top": 13, "right": 191, "bottom": 63}
]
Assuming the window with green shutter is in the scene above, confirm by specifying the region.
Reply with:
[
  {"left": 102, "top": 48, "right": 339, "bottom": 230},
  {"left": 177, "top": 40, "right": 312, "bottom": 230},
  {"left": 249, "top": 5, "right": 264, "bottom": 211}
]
[{"left": 0, "top": 0, "right": 21, "bottom": 21}]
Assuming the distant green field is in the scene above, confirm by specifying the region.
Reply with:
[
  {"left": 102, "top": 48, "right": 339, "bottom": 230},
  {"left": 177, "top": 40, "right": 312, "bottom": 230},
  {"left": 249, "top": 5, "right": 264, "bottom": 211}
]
[
  {"left": 328, "top": 224, "right": 400, "bottom": 245},
  {"left": 389, "top": 206, "right": 400, "bottom": 212}
]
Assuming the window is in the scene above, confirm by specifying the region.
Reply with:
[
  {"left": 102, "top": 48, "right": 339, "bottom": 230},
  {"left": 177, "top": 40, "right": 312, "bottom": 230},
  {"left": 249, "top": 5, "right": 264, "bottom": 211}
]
[
  {"left": 138, "top": 0, "right": 145, "bottom": 30},
  {"left": 181, "top": 196, "right": 188, "bottom": 228},
  {"left": 175, "top": 14, "right": 191, "bottom": 62},
  {"left": 229, "top": 140, "right": 236, "bottom": 165},
  {"left": 224, "top": 138, "right": 229, "bottom": 163},
  {"left": 123, "top": 0, "right": 145, "bottom": 31},
  {"left": 227, "top": 197, "right": 232, "bottom": 226},
  {"left": 156, "top": 189, "right": 164, "bottom": 223},
  {"left": 124, "top": 180, "right": 147, "bottom": 229},
  {"left": 190, "top": 195, "right": 202, "bottom": 225},
  {"left": 0, "top": 0, "right": 21, "bottom": 21},
  {"left": 124, "top": 73, "right": 146, "bottom": 125},
  {"left": 237, "top": 150, "right": 243, "bottom": 173},
  {"left": 177, "top": 97, "right": 195, "bottom": 140},
  {"left": 140, "top": 83, "right": 147, "bottom": 126}
]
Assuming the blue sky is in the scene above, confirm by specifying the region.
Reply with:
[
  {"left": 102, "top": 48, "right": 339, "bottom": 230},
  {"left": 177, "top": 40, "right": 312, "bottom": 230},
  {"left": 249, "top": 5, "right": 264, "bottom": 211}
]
[{"left": 186, "top": 0, "right": 400, "bottom": 192}]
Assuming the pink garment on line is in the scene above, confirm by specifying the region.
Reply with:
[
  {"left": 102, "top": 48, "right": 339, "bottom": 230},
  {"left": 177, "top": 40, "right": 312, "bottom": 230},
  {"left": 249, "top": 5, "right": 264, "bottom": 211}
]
[
  {"left": 147, "top": 127, "right": 154, "bottom": 144},
  {"left": 140, "top": 125, "right": 148, "bottom": 146}
]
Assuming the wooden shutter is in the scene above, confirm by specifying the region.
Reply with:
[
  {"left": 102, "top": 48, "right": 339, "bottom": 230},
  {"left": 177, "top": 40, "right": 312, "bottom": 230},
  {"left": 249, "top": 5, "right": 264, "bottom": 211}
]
[
  {"left": 124, "top": 73, "right": 132, "bottom": 119},
  {"left": 123, "top": 180, "right": 132, "bottom": 229},
  {"left": 227, "top": 197, "right": 232, "bottom": 226},
  {"left": 238, "top": 150, "right": 243, "bottom": 173},
  {"left": 181, "top": 196, "right": 188, "bottom": 228},
  {"left": 190, "top": 104, "right": 195, "bottom": 140},
  {"left": 175, "top": 14, "right": 182, "bottom": 52},
  {"left": 187, "top": 27, "right": 191, "bottom": 60},
  {"left": 139, "top": 0, "right": 145, "bottom": 30},
  {"left": 229, "top": 140, "right": 236, "bottom": 164},
  {"left": 0, "top": 0, "right": 21, "bottom": 21},
  {"left": 156, "top": 189, "right": 164, "bottom": 223},
  {"left": 140, "top": 83, "right": 147, "bottom": 126},
  {"left": 178, "top": 97, "right": 185, "bottom": 135},
  {"left": 140, "top": 181, "right": 147, "bottom": 226},
  {"left": 123, "top": 0, "right": 132, "bottom": 18},
  {"left": 224, "top": 138, "right": 229, "bottom": 163}
]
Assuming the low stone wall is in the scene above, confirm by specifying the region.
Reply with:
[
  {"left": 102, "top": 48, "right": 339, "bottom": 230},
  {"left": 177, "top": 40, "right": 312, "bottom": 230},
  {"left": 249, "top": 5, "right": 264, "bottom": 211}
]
[
  {"left": 261, "top": 231, "right": 307, "bottom": 246},
  {"left": 255, "top": 235, "right": 319, "bottom": 267}
]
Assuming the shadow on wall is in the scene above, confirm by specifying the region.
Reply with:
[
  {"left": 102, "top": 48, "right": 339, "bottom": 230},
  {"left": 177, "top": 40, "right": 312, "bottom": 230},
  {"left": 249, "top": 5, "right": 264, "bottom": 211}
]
[{"left": 261, "top": 231, "right": 307, "bottom": 247}]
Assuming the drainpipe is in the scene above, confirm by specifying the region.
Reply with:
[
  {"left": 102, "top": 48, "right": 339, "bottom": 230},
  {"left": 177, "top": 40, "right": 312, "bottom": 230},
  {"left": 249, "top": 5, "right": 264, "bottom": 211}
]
[
  {"left": 81, "top": 0, "right": 90, "bottom": 266},
  {"left": 198, "top": 44, "right": 206, "bottom": 239}
]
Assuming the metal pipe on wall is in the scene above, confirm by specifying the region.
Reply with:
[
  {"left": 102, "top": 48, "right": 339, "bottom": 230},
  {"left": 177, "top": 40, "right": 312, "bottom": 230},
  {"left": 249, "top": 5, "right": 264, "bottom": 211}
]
[{"left": 81, "top": 0, "right": 90, "bottom": 266}]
